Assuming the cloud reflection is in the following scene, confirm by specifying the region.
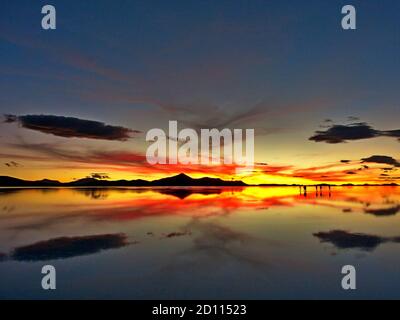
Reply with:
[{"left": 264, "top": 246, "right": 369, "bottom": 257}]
[
  {"left": 0, "top": 252, "right": 7, "bottom": 261},
  {"left": 364, "top": 205, "right": 400, "bottom": 217},
  {"left": 313, "top": 230, "right": 400, "bottom": 251},
  {"left": 9, "top": 233, "right": 130, "bottom": 261}
]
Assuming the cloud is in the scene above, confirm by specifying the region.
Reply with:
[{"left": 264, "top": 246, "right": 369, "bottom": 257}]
[
  {"left": 8, "top": 140, "right": 149, "bottom": 167},
  {"left": 164, "top": 103, "right": 267, "bottom": 129},
  {"left": 4, "top": 114, "right": 140, "bottom": 141},
  {"left": 0, "top": 29, "right": 128, "bottom": 82},
  {"left": 309, "top": 122, "right": 400, "bottom": 144},
  {"left": 88, "top": 173, "right": 110, "bottom": 180},
  {"left": 309, "top": 122, "right": 379, "bottom": 143},
  {"left": 4, "top": 161, "right": 21, "bottom": 167},
  {"left": 6, "top": 140, "right": 253, "bottom": 177},
  {"left": 361, "top": 155, "right": 400, "bottom": 167},
  {"left": 9, "top": 233, "right": 130, "bottom": 261}
]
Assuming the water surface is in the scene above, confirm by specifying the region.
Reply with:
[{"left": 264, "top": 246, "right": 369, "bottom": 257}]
[{"left": 1, "top": 186, "right": 400, "bottom": 299}]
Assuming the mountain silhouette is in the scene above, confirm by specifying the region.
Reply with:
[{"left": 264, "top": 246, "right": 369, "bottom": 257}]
[
  {"left": 0, "top": 173, "right": 247, "bottom": 187},
  {"left": 0, "top": 174, "right": 397, "bottom": 187},
  {"left": 0, "top": 176, "right": 63, "bottom": 187},
  {"left": 152, "top": 173, "right": 245, "bottom": 186}
]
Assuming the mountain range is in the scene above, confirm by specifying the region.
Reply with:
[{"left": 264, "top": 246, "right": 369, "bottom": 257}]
[{"left": 0, "top": 173, "right": 247, "bottom": 187}]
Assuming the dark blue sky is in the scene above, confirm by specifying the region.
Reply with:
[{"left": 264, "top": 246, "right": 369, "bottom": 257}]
[{"left": 1, "top": 0, "right": 399, "bottom": 119}]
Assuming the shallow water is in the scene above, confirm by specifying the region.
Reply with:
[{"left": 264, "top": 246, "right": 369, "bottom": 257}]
[{"left": 1, "top": 186, "right": 400, "bottom": 299}]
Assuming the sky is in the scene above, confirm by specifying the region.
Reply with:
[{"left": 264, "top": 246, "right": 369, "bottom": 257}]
[{"left": 0, "top": 0, "right": 399, "bottom": 184}]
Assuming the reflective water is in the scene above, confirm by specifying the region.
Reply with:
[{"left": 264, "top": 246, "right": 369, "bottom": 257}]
[{"left": 1, "top": 186, "right": 400, "bottom": 299}]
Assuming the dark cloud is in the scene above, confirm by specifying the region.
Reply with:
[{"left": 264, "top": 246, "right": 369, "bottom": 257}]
[
  {"left": 340, "top": 160, "right": 351, "bottom": 163},
  {"left": 309, "top": 122, "right": 400, "bottom": 144},
  {"left": 4, "top": 161, "right": 21, "bottom": 167},
  {"left": 313, "top": 230, "right": 391, "bottom": 251},
  {"left": 346, "top": 171, "right": 356, "bottom": 175},
  {"left": 309, "top": 123, "right": 379, "bottom": 144},
  {"left": 4, "top": 114, "right": 140, "bottom": 141},
  {"left": 361, "top": 155, "right": 400, "bottom": 167},
  {"left": 10, "top": 233, "right": 130, "bottom": 261},
  {"left": 88, "top": 173, "right": 110, "bottom": 180}
]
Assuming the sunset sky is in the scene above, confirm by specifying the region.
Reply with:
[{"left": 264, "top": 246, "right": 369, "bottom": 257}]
[{"left": 0, "top": 0, "right": 399, "bottom": 184}]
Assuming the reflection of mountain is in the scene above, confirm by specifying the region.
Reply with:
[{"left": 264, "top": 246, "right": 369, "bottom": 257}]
[
  {"left": 313, "top": 230, "right": 400, "bottom": 251},
  {"left": 6, "top": 233, "right": 130, "bottom": 261},
  {"left": 0, "top": 188, "right": 21, "bottom": 197},
  {"left": 0, "top": 173, "right": 246, "bottom": 187},
  {"left": 157, "top": 188, "right": 224, "bottom": 199},
  {"left": 75, "top": 189, "right": 110, "bottom": 200}
]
